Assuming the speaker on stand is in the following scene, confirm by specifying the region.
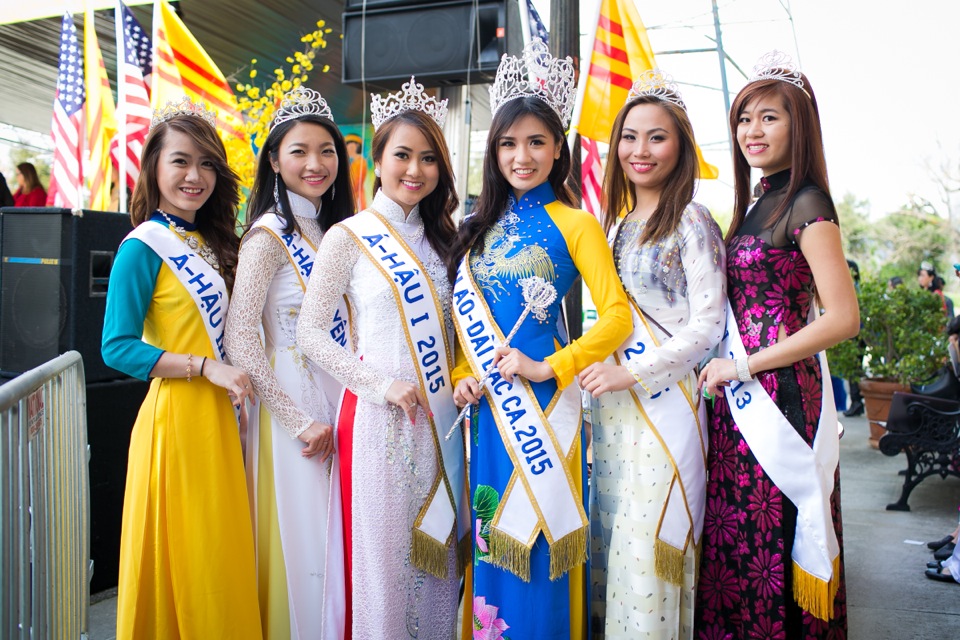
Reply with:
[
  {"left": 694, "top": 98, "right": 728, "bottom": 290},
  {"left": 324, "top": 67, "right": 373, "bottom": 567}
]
[{"left": 342, "top": 0, "right": 506, "bottom": 89}]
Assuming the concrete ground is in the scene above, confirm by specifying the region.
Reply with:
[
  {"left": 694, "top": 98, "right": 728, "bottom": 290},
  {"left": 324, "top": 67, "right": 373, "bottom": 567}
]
[{"left": 86, "top": 413, "right": 960, "bottom": 639}]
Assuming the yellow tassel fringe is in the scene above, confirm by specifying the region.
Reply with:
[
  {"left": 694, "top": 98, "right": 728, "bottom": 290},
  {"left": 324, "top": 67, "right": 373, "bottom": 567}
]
[
  {"left": 548, "top": 526, "right": 589, "bottom": 581},
  {"left": 411, "top": 529, "right": 450, "bottom": 580},
  {"left": 489, "top": 528, "right": 532, "bottom": 582},
  {"left": 654, "top": 538, "right": 685, "bottom": 586},
  {"left": 792, "top": 555, "right": 842, "bottom": 622}
]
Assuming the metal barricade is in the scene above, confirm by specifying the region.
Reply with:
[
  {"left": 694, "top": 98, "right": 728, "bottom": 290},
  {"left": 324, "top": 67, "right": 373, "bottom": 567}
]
[{"left": 0, "top": 351, "right": 90, "bottom": 639}]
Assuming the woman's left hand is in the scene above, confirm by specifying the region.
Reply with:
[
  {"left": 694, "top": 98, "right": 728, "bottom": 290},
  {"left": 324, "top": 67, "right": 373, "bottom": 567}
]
[
  {"left": 580, "top": 362, "right": 636, "bottom": 397},
  {"left": 698, "top": 357, "right": 737, "bottom": 397},
  {"left": 493, "top": 347, "right": 555, "bottom": 384}
]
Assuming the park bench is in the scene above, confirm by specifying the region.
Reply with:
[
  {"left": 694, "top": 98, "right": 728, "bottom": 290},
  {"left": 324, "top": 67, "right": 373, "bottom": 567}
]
[{"left": 879, "top": 391, "right": 960, "bottom": 511}]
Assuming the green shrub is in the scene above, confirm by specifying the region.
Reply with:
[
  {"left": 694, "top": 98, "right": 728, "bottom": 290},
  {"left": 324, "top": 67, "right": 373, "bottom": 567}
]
[{"left": 827, "top": 279, "right": 947, "bottom": 385}]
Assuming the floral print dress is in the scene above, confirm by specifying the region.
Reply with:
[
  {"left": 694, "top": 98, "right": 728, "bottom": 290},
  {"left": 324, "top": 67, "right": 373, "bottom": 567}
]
[{"left": 695, "top": 170, "right": 848, "bottom": 639}]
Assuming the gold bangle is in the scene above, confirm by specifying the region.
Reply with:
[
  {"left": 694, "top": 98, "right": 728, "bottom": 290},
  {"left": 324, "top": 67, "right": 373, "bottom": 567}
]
[{"left": 186, "top": 353, "right": 193, "bottom": 383}]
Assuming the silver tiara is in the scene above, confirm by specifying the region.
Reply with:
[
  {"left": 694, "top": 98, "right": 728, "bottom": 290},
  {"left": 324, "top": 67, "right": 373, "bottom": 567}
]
[
  {"left": 489, "top": 38, "right": 576, "bottom": 128},
  {"left": 749, "top": 50, "right": 810, "bottom": 98},
  {"left": 150, "top": 96, "right": 217, "bottom": 131},
  {"left": 626, "top": 69, "right": 686, "bottom": 110},
  {"left": 370, "top": 77, "right": 448, "bottom": 131},
  {"left": 273, "top": 86, "right": 334, "bottom": 127}
]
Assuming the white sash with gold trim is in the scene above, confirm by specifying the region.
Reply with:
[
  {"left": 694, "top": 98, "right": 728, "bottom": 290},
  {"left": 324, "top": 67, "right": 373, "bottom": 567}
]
[
  {"left": 341, "top": 210, "right": 467, "bottom": 578},
  {"left": 453, "top": 258, "right": 588, "bottom": 581},
  {"left": 126, "top": 221, "right": 227, "bottom": 360},
  {"left": 252, "top": 213, "right": 352, "bottom": 351},
  {"left": 614, "top": 296, "right": 707, "bottom": 584},
  {"left": 720, "top": 301, "right": 841, "bottom": 621}
]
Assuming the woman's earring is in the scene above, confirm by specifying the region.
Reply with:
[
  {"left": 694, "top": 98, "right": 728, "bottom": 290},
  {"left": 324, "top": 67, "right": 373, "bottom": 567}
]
[
  {"left": 331, "top": 184, "right": 336, "bottom": 200},
  {"left": 374, "top": 167, "right": 381, "bottom": 178},
  {"left": 273, "top": 173, "right": 281, "bottom": 210}
]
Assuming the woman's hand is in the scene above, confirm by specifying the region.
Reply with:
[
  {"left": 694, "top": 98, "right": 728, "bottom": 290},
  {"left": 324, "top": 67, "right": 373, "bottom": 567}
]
[
  {"left": 698, "top": 357, "right": 737, "bottom": 397},
  {"left": 453, "top": 376, "right": 482, "bottom": 408},
  {"left": 493, "top": 347, "right": 555, "bottom": 384},
  {"left": 385, "top": 380, "right": 427, "bottom": 425},
  {"left": 580, "top": 362, "right": 636, "bottom": 397},
  {"left": 299, "top": 421, "right": 335, "bottom": 462},
  {"left": 203, "top": 359, "right": 256, "bottom": 409}
]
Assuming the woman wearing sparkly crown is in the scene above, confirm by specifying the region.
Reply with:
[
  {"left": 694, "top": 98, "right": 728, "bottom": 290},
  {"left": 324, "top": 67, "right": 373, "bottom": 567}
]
[
  {"left": 578, "top": 70, "right": 726, "bottom": 639},
  {"left": 695, "top": 52, "right": 855, "bottom": 637},
  {"left": 449, "top": 40, "right": 631, "bottom": 639},
  {"left": 101, "top": 99, "right": 261, "bottom": 638},
  {"left": 224, "top": 86, "right": 354, "bottom": 639},
  {"left": 296, "top": 77, "right": 466, "bottom": 638}
]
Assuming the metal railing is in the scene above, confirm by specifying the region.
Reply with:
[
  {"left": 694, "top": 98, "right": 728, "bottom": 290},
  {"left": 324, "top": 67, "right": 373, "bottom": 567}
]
[{"left": 0, "top": 351, "right": 90, "bottom": 639}]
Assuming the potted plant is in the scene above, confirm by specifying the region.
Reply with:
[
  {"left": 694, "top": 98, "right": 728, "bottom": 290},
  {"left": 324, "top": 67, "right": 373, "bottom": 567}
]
[{"left": 828, "top": 279, "right": 948, "bottom": 447}]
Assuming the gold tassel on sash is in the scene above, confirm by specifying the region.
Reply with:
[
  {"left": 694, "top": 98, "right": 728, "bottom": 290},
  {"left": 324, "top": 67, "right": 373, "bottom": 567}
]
[
  {"left": 792, "top": 555, "right": 841, "bottom": 622},
  {"left": 490, "top": 528, "right": 532, "bottom": 582},
  {"left": 548, "top": 525, "right": 589, "bottom": 580},
  {"left": 654, "top": 539, "right": 685, "bottom": 587},
  {"left": 411, "top": 529, "right": 451, "bottom": 580}
]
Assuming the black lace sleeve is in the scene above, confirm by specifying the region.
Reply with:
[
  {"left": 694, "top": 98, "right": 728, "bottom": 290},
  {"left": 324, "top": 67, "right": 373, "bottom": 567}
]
[{"left": 765, "top": 186, "right": 838, "bottom": 247}]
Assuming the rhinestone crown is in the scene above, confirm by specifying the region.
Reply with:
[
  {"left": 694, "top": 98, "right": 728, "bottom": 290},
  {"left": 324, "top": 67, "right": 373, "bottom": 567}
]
[
  {"left": 489, "top": 38, "right": 575, "bottom": 128},
  {"left": 273, "top": 86, "right": 334, "bottom": 127},
  {"left": 626, "top": 69, "right": 686, "bottom": 110},
  {"left": 150, "top": 96, "right": 217, "bottom": 131},
  {"left": 749, "top": 50, "right": 810, "bottom": 98},
  {"left": 370, "top": 76, "right": 448, "bottom": 131}
]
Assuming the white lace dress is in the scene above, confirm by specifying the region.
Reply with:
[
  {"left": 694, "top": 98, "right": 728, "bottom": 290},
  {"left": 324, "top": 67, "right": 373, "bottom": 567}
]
[
  {"left": 297, "top": 190, "right": 459, "bottom": 639},
  {"left": 225, "top": 192, "right": 345, "bottom": 639}
]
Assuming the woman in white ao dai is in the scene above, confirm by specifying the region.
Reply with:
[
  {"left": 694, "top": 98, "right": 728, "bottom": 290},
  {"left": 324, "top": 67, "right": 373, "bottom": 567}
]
[{"left": 224, "top": 93, "right": 356, "bottom": 639}]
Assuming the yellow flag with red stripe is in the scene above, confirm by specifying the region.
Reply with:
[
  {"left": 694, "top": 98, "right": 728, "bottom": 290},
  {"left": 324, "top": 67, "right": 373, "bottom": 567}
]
[
  {"left": 576, "top": 0, "right": 718, "bottom": 179},
  {"left": 84, "top": 9, "right": 117, "bottom": 210},
  {"left": 151, "top": 0, "right": 246, "bottom": 142}
]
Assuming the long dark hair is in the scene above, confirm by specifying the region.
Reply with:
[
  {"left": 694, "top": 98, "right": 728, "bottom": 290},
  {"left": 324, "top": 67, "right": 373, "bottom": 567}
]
[
  {"left": 601, "top": 95, "right": 699, "bottom": 243},
  {"left": 727, "top": 72, "right": 830, "bottom": 240},
  {"left": 16, "top": 162, "right": 41, "bottom": 194},
  {"left": 449, "top": 97, "right": 575, "bottom": 280},
  {"left": 130, "top": 116, "right": 241, "bottom": 291},
  {"left": 372, "top": 110, "right": 458, "bottom": 278},
  {"left": 244, "top": 115, "right": 355, "bottom": 236}
]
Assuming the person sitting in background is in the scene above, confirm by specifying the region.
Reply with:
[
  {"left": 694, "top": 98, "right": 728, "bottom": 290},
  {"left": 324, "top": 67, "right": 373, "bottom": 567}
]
[
  {"left": 11, "top": 162, "right": 47, "bottom": 207},
  {"left": 0, "top": 171, "right": 14, "bottom": 208}
]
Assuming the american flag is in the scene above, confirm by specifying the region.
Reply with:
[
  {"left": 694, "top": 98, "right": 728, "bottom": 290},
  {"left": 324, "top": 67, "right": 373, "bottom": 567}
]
[
  {"left": 112, "top": 1, "right": 153, "bottom": 191},
  {"left": 47, "top": 13, "right": 84, "bottom": 208},
  {"left": 581, "top": 137, "right": 603, "bottom": 217},
  {"left": 525, "top": 0, "right": 549, "bottom": 46}
]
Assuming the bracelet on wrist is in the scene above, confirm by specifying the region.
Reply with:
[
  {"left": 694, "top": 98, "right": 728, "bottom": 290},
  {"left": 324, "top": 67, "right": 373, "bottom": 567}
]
[
  {"left": 186, "top": 353, "right": 193, "bottom": 383},
  {"left": 735, "top": 357, "right": 753, "bottom": 382},
  {"left": 199, "top": 356, "right": 207, "bottom": 378}
]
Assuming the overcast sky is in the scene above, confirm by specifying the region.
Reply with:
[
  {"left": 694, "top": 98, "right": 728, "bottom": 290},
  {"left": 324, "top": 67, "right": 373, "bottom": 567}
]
[{"left": 560, "top": 0, "right": 960, "bottom": 219}]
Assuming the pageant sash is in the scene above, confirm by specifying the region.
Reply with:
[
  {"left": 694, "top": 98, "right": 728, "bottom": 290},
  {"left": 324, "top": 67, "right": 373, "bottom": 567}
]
[
  {"left": 453, "top": 258, "right": 588, "bottom": 581},
  {"left": 720, "top": 301, "right": 841, "bottom": 621},
  {"left": 614, "top": 296, "right": 707, "bottom": 585},
  {"left": 252, "top": 214, "right": 352, "bottom": 350},
  {"left": 126, "top": 221, "right": 227, "bottom": 361},
  {"left": 341, "top": 211, "right": 467, "bottom": 578}
]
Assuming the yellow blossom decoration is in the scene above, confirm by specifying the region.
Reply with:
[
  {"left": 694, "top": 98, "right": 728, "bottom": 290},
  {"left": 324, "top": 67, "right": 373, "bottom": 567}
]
[{"left": 231, "top": 20, "right": 333, "bottom": 215}]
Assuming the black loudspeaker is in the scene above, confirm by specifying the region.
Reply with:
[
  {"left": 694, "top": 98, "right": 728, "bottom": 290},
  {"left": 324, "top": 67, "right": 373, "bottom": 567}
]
[
  {"left": 343, "top": 0, "right": 505, "bottom": 89},
  {"left": 87, "top": 376, "right": 149, "bottom": 593},
  {"left": 0, "top": 208, "right": 132, "bottom": 382}
]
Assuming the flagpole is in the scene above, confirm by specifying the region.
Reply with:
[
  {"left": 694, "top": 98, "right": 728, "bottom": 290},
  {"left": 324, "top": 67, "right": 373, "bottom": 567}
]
[
  {"left": 115, "top": 1, "right": 128, "bottom": 212},
  {"left": 551, "top": 0, "right": 583, "bottom": 341},
  {"left": 518, "top": 0, "right": 532, "bottom": 47},
  {"left": 567, "top": 0, "right": 601, "bottom": 151}
]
